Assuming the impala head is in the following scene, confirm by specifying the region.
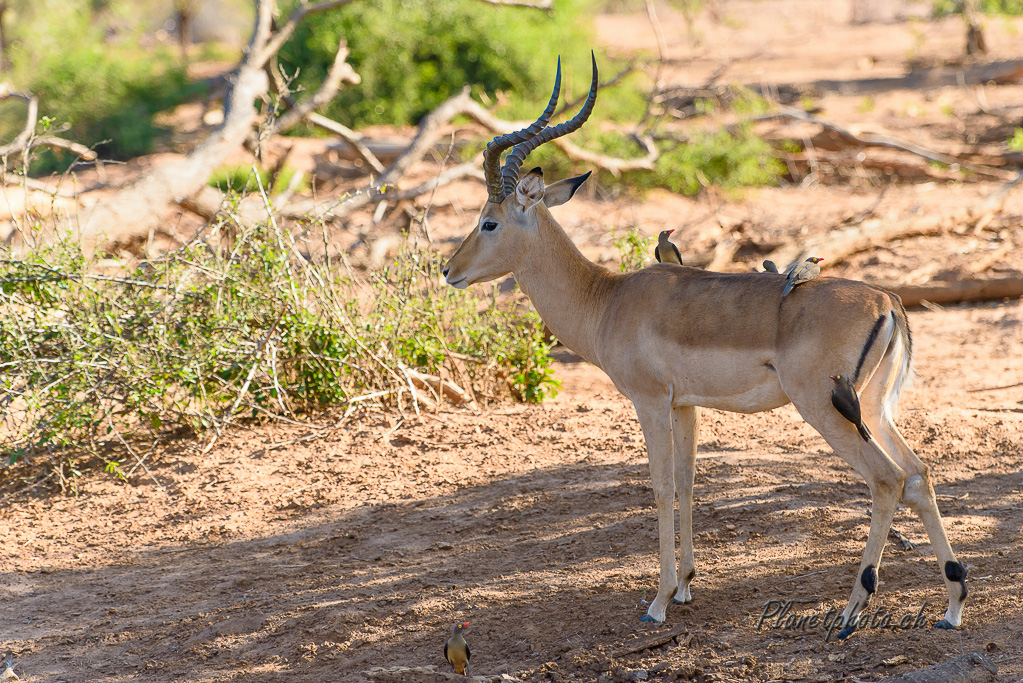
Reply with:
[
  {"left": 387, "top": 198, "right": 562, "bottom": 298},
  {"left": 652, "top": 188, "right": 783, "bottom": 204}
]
[{"left": 444, "top": 54, "right": 598, "bottom": 289}]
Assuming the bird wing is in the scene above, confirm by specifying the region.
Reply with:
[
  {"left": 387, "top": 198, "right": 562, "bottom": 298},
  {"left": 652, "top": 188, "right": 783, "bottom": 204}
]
[
  {"left": 466, "top": 642, "right": 471, "bottom": 661},
  {"left": 443, "top": 639, "right": 450, "bottom": 663},
  {"left": 668, "top": 242, "right": 683, "bottom": 264}
]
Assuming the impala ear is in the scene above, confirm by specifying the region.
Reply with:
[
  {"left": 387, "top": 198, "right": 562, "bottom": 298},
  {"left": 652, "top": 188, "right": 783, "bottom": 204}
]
[
  {"left": 514, "top": 167, "right": 545, "bottom": 211},
  {"left": 543, "top": 171, "right": 591, "bottom": 208}
]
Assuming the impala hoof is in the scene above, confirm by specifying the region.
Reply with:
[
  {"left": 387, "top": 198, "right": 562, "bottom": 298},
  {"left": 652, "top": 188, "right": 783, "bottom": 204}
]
[
  {"left": 933, "top": 619, "right": 957, "bottom": 630},
  {"left": 837, "top": 624, "right": 856, "bottom": 640},
  {"left": 671, "top": 596, "right": 690, "bottom": 605},
  {"left": 640, "top": 614, "right": 662, "bottom": 623}
]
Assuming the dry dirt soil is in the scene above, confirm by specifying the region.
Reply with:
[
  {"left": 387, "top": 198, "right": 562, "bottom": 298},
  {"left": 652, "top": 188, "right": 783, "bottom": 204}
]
[{"left": 3, "top": 1, "right": 1023, "bottom": 682}]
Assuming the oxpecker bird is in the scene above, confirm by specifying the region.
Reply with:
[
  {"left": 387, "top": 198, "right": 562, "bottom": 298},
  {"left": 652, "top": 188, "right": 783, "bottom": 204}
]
[
  {"left": 1, "top": 655, "right": 18, "bottom": 681},
  {"left": 782, "top": 257, "right": 823, "bottom": 296},
  {"left": 444, "top": 622, "right": 471, "bottom": 676},
  {"left": 762, "top": 260, "right": 779, "bottom": 273},
  {"left": 830, "top": 374, "right": 871, "bottom": 442},
  {"left": 654, "top": 229, "right": 683, "bottom": 265}
]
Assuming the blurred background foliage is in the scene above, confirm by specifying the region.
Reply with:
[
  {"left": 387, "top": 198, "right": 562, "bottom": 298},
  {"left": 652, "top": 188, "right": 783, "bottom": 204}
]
[
  {"left": 0, "top": 0, "right": 790, "bottom": 194},
  {"left": 277, "top": 0, "right": 600, "bottom": 127}
]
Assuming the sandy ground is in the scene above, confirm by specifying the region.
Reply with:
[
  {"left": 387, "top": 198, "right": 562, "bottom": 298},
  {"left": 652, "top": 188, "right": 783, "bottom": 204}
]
[{"left": 3, "top": 1, "right": 1023, "bottom": 681}]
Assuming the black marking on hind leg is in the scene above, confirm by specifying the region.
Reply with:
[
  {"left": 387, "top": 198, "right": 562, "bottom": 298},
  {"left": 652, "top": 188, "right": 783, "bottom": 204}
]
[
  {"left": 944, "top": 560, "right": 968, "bottom": 602},
  {"left": 685, "top": 569, "right": 695, "bottom": 584},
  {"left": 860, "top": 565, "right": 877, "bottom": 595},
  {"left": 853, "top": 315, "right": 887, "bottom": 383}
]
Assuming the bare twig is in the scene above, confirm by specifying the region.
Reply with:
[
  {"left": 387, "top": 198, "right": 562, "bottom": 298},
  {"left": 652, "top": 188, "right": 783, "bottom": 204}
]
[
  {"left": 966, "top": 381, "right": 1023, "bottom": 393},
  {"left": 306, "top": 112, "right": 386, "bottom": 173},
  {"left": 0, "top": 85, "right": 97, "bottom": 161},
  {"left": 269, "top": 40, "right": 361, "bottom": 134}
]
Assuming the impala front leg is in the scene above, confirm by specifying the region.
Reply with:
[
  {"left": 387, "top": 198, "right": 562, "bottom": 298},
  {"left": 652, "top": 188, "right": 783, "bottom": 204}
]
[
  {"left": 633, "top": 396, "right": 678, "bottom": 623},
  {"left": 672, "top": 405, "right": 699, "bottom": 605}
]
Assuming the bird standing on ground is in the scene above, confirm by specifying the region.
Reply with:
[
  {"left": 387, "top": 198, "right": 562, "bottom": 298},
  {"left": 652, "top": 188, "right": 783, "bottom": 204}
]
[
  {"left": 781, "top": 257, "right": 823, "bottom": 296},
  {"left": 762, "top": 260, "right": 779, "bottom": 273},
  {"left": 830, "top": 374, "right": 871, "bottom": 441},
  {"left": 444, "top": 622, "right": 471, "bottom": 676},
  {"left": 1, "top": 655, "right": 19, "bottom": 681},
  {"left": 654, "top": 229, "right": 683, "bottom": 265}
]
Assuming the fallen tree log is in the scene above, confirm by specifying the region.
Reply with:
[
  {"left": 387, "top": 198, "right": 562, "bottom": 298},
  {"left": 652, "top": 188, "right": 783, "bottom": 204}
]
[
  {"left": 758, "top": 106, "right": 1019, "bottom": 180},
  {"left": 881, "top": 277, "right": 1023, "bottom": 308}
]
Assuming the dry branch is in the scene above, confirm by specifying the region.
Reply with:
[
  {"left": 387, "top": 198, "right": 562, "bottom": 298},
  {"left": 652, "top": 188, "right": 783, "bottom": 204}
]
[
  {"left": 463, "top": 98, "right": 659, "bottom": 174},
  {"left": 403, "top": 367, "right": 472, "bottom": 405},
  {"left": 267, "top": 40, "right": 361, "bottom": 135},
  {"left": 306, "top": 112, "right": 386, "bottom": 173},
  {"left": 0, "top": 85, "right": 97, "bottom": 161},
  {"left": 79, "top": 0, "right": 276, "bottom": 250},
  {"left": 759, "top": 106, "right": 1017, "bottom": 180},
  {"left": 279, "top": 89, "right": 484, "bottom": 221},
  {"left": 611, "top": 625, "right": 688, "bottom": 658},
  {"left": 883, "top": 277, "right": 1023, "bottom": 308},
  {"left": 764, "top": 212, "right": 954, "bottom": 272}
]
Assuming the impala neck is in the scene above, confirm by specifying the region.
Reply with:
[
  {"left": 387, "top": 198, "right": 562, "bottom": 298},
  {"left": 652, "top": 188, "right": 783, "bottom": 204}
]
[{"left": 512, "top": 209, "right": 618, "bottom": 367}]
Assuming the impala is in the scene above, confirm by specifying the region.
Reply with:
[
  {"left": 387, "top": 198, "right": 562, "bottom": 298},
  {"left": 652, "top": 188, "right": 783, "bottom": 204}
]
[{"left": 443, "top": 54, "right": 967, "bottom": 637}]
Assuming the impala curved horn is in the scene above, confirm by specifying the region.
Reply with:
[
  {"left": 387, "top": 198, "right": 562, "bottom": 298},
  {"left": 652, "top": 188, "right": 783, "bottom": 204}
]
[
  {"left": 501, "top": 51, "right": 598, "bottom": 199},
  {"left": 481, "top": 58, "right": 562, "bottom": 203}
]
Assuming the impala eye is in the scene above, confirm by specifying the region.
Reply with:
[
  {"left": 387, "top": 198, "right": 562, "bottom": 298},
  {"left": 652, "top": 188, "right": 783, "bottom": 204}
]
[{"left": 481, "top": 221, "right": 498, "bottom": 232}]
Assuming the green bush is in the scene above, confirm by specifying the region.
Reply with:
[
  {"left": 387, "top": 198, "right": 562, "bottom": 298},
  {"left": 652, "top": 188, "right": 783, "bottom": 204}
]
[
  {"left": 614, "top": 228, "right": 654, "bottom": 271},
  {"left": 208, "top": 164, "right": 307, "bottom": 196},
  {"left": 933, "top": 0, "right": 1023, "bottom": 15},
  {"left": 641, "top": 125, "right": 783, "bottom": 196},
  {"left": 278, "top": 0, "right": 597, "bottom": 128},
  {"left": 1, "top": 207, "right": 558, "bottom": 490}
]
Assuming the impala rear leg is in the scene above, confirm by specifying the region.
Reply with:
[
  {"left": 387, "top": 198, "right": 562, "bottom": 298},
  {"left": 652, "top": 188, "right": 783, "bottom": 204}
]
[
  {"left": 859, "top": 368, "right": 967, "bottom": 629},
  {"left": 671, "top": 404, "right": 699, "bottom": 605},
  {"left": 786, "top": 391, "right": 906, "bottom": 639},
  {"left": 633, "top": 396, "right": 678, "bottom": 623}
]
